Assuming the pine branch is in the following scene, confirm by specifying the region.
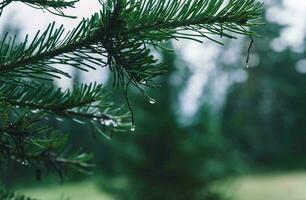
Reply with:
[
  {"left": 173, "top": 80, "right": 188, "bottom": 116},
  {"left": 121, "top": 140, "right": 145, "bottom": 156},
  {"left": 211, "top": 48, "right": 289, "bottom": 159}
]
[
  {"left": 0, "top": 0, "right": 79, "bottom": 17},
  {"left": 0, "top": 0, "right": 263, "bottom": 184},
  {"left": 0, "top": 108, "right": 94, "bottom": 180},
  {"left": 1, "top": 82, "right": 113, "bottom": 118},
  {"left": 0, "top": 0, "right": 262, "bottom": 88},
  {"left": 0, "top": 18, "right": 102, "bottom": 80},
  {"left": 0, "top": 81, "right": 131, "bottom": 134},
  {"left": 122, "top": 0, "right": 262, "bottom": 40},
  {"left": 0, "top": 189, "right": 37, "bottom": 200}
]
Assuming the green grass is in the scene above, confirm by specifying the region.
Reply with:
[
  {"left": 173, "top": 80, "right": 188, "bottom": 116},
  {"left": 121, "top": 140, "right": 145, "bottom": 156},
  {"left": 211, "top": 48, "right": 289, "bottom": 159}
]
[
  {"left": 18, "top": 179, "right": 113, "bottom": 200},
  {"left": 18, "top": 171, "right": 306, "bottom": 200},
  {"left": 220, "top": 171, "right": 306, "bottom": 200}
]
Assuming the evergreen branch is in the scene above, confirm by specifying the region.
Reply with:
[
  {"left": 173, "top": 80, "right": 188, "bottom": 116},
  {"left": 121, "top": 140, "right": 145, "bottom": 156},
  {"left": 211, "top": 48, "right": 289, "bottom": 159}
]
[
  {"left": 0, "top": 0, "right": 79, "bottom": 18},
  {"left": 0, "top": 17, "right": 102, "bottom": 80},
  {"left": 121, "top": 0, "right": 263, "bottom": 40},
  {"left": 0, "top": 0, "right": 264, "bottom": 191},
  {"left": 0, "top": 0, "right": 262, "bottom": 138},
  {"left": 0, "top": 108, "right": 94, "bottom": 181},
  {"left": 0, "top": 139, "right": 94, "bottom": 177},
  {"left": 0, "top": 189, "right": 37, "bottom": 200},
  {"left": 0, "top": 0, "right": 262, "bottom": 87},
  {"left": 0, "top": 81, "right": 130, "bottom": 130}
]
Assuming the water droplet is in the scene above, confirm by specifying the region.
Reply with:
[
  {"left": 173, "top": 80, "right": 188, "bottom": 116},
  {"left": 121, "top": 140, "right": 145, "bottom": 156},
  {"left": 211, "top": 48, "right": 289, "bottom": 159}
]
[
  {"left": 56, "top": 117, "right": 63, "bottom": 122},
  {"left": 104, "top": 119, "right": 113, "bottom": 126},
  {"left": 140, "top": 80, "right": 147, "bottom": 84},
  {"left": 149, "top": 98, "right": 156, "bottom": 104},
  {"left": 31, "top": 109, "right": 40, "bottom": 113},
  {"left": 130, "top": 125, "right": 136, "bottom": 132},
  {"left": 21, "top": 161, "right": 29, "bottom": 166},
  {"left": 72, "top": 118, "right": 86, "bottom": 125},
  {"left": 92, "top": 117, "right": 98, "bottom": 121}
]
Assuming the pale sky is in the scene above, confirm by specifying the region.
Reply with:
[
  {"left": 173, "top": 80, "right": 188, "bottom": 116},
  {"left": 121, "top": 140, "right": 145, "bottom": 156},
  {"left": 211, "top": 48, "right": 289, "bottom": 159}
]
[
  {"left": 0, "top": 0, "right": 305, "bottom": 120},
  {"left": 267, "top": 0, "right": 306, "bottom": 52},
  {"left": 177, "top": 0, "right": 306, "bottom": 120},
  {"left": 0, "top": 1, "right": 104, "bottom": 88}
]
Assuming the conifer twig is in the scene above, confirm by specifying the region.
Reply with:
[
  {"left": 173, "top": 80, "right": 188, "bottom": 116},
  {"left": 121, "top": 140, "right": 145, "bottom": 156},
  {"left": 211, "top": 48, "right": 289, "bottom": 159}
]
[{"left": 0, "top": 0, "right": 79, "bottom": 17}]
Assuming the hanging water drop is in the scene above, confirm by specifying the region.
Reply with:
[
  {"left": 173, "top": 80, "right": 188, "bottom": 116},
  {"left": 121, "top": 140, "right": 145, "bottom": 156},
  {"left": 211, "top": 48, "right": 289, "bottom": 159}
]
[
  {"left": 130, "top": 125, "right": 136, "bottom": 132},
  {"left": 92, "top": 117, "right": 98, "bottom": 121},
  {"left": 21, "top": 161, "right": 28, "bottom": 166},
  {"left": 72, "top": 118, "right": 86, "bottom": 125},
  {"left": 31, "top": 109, "right": 40, "bottom": 113},
  {"left": 149, "top": 98, "right": 156, "bottom": 104},
  {"left": 104, "top": 119, "right": 113, "bottom": 126},
  {"left": 140, "top": 80, "right": 147, "bottom": 84},
  {"left": 56, "top": 117, "right": 63, "bottom": 122}
]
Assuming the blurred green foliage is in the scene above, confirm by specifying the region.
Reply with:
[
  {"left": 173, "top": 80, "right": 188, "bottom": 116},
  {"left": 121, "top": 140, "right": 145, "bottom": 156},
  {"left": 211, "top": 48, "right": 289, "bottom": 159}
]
[
  {"left": 97, "top": 47, "right": 237, "bottom": 200},
  {"left": 222, "top": 11, "right": 306, "bottom": 168}
]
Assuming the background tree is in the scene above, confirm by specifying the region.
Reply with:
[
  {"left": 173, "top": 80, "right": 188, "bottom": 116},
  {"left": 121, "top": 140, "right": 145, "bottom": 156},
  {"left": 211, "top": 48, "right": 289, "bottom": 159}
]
[
  {"left": 99, "top": 45, "right": 238, "bottom": 200},
  {"left": 222, "top": 6, "right": 306, "bottom": 168}
]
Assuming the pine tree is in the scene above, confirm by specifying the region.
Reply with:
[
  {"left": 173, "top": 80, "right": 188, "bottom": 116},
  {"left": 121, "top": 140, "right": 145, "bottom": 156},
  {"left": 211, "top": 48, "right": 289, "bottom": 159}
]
[
  {"left": 0, "top": 0, "right": 262, "bottom": 198},
  {"left": 222, "top": 8, "right": 306, "bottom": 166},
  {"left": 100, "top": 45, "right": 237, "bottom": 200}
]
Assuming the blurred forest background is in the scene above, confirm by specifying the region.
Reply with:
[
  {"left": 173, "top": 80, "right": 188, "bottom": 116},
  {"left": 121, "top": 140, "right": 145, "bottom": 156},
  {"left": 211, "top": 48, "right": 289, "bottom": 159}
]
[{"left": 1, "top": 0, "right": 306, "bottom": 200}]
